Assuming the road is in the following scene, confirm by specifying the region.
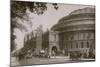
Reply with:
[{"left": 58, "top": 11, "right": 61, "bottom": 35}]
[{"left": 11, "top": 56, "right": 95, "bottom": 66}]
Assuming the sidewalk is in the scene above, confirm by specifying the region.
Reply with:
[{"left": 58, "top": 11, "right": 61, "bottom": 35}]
[
  {"left": 50, "top": 56, "right": 95, "bottom": 61},
  {"left": 80, "top": 58, "right": 95, "bottom": 61},
  {"left": 50, "top": 56, "right": 70, "bottom": 59},
  {"left": 11, "top": 57, "right": 19, "bottom": 66}
]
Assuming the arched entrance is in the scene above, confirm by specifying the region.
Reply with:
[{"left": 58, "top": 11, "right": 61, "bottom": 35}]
[{"left": 51, "top": 46, "right": 57, "bottom": 56}]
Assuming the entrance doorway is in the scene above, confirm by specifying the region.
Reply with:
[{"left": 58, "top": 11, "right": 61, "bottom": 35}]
[{"left": 51, "top": 46, "right": 57, "bottom": 56}]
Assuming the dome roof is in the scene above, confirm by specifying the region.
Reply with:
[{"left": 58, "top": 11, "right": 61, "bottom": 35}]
[
  {"left": 51, "top": 7, "right": 95, "bottom": 31},
  {"left": 69, "top": 7, "right": 95, "bottom": 15},
  {"left": 58, "top": 7, "right": 95, "bottom": 24}
]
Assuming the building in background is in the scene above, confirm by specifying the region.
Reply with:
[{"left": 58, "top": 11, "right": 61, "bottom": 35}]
[
  {"left": 24, "top": 31, "right": 36, "bottom": 54},
  {"left": 48, "top": 31, "right": 59, "bottom": 56},
  {"left": 41, "top": 30, "right": 59, "bottom": 56},
  {"left": 34, "top": 25, "right": 43, "bottom": 55},
  {"left": 52, "top": 7, "right": 95, "bottom": 58},
  {"left": 23, "top": 7, "right": 95, "bottom": 58}
]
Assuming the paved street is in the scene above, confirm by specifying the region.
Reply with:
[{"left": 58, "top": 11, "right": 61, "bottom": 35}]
[
  {"left": 11, "top": 56, "right": 95, "bottom": 66},
  {"left": 11, "top": 56, "right": 69, "bottom": 66}
]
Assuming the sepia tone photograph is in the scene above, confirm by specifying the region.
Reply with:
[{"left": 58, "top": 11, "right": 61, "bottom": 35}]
[{"left": 10, "top": 0, "right": 95, "bottom": 66}]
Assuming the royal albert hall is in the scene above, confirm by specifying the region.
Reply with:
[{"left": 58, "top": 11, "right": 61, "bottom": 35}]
[{"left": 51, "top": 7, "right": 95, "bottom": 57}]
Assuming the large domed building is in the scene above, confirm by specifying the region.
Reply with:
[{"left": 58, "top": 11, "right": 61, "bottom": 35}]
[{"left": 51, "top": 7, "right": 95, "bottom": 58}]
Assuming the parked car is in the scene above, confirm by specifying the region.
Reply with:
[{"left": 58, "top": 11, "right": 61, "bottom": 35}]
[
  {"left": 70, "top": 51, "right": 81, "bottom": 60},
  {"left": 39, "top": 50, "right": 50, "bottom": 58}
]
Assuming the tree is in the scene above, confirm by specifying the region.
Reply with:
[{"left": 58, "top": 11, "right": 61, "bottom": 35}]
[{"left": 11, "top": 1, "right": 58, "bottom": 51}]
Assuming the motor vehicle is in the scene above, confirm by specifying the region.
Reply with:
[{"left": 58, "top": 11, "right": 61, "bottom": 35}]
[{"left": 70, "top": 51, "right": 81, "bottom": 60}]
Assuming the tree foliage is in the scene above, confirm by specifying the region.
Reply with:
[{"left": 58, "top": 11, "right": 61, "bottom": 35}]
[{"left": 11, "top": 1, "right": 58, "bottom": 51}]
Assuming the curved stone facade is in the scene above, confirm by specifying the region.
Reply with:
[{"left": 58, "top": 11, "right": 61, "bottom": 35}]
[{"left": 51, "top": 7, "right": 95, "bottom": 57}]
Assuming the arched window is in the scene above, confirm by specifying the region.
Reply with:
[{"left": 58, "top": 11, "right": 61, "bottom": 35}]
[
  {"left": 87, "top": 33, "right": 90, "bottom": 39},
  {"left": 70, "top": 35, "right": 73, "bottom": 40},
  {"left": 76, "top": 42, "right": 78, "bottom": 48},
  {"left": 87, "top": 42, "right": 89, "bottom": 48},
  {"left": 81, "top": 42, "right": 84, "bottom": 48},
  {"left": 70, "top": 42, "right": 72, "bottom": 49}
]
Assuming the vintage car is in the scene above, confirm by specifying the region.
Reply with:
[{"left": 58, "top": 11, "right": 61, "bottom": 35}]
[
  {"left": 70, "top": 51, "right": 81, "bottom": 60},
  {"left": 39, "top": 50, "right": 50, "bottom": 58}
]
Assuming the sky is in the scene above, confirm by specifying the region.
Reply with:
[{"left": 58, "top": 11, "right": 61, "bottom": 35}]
[
  {"left": 29, "top": 3, "right": 94, "bottom": 31},
  {"left": 13, "top": 2, "right": 94, "bottom": 50}
]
